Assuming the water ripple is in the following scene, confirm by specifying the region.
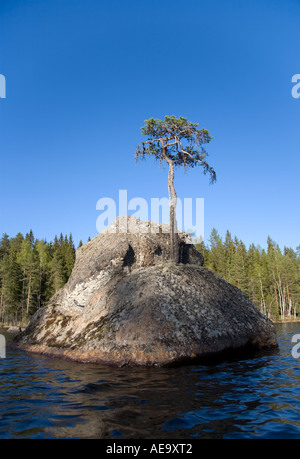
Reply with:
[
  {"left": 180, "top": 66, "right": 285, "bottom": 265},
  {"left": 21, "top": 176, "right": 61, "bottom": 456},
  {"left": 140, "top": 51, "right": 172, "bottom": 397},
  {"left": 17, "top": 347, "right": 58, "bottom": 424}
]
[{"left": 0, "top": 323, "right": 299, "bottom": 439}]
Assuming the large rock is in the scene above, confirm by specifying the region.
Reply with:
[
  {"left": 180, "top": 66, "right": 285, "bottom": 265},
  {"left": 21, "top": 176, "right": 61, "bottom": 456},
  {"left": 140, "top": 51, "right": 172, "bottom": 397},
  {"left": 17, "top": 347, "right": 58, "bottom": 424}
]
[{"left": 14, "top": 216, "right": 277, "bottom": 366}]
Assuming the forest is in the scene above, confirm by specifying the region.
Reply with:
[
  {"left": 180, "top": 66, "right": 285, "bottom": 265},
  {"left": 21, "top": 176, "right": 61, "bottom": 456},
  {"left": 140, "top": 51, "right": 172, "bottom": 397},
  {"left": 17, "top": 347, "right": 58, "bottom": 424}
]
[
  {"left": 0, "top": 229, "right": 299, "bottom": 326},
  {"left": 0, "top": 231, "right": 81, "bottom": 325},
  {"left": 195, "top": 230, "right": 300, "bottom": 321}
]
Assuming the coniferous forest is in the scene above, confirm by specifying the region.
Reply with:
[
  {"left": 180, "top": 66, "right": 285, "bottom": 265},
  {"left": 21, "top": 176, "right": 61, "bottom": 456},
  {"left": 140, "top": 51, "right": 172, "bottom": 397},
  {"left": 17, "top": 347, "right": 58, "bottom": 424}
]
[
  {"left": 0, "top": 231, "right": 77, "bottom": 325},
  {"left": 195, "top": 230, "right": 300, "bottom": 322},
  {"left": 0, "top": 229, "right": 299, "bottom": 326}
]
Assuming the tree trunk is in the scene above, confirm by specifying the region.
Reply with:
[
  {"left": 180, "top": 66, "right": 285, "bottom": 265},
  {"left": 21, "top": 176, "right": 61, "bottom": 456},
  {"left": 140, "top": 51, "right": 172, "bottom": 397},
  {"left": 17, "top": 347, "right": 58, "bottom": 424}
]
[
  {"left": 259, "top": 275, "right": 266, "bottom": 316},
  {"left": 163, "top": 147, "right": 179, "bottom": 263},
  {"left": 37, "top": 268, "right": 42, "bottom": 309},
  {"left": 273, "top": 282, "right": 279, "bottom": 317},
  {"left": 0, "top": 282, "right": 4, "bottom": 321},
  {"left": 26, "top": 271, "right": 32, "bottom": 315},
  {"left": 169, "top": 199, "right": 178, "bottom": 263}
]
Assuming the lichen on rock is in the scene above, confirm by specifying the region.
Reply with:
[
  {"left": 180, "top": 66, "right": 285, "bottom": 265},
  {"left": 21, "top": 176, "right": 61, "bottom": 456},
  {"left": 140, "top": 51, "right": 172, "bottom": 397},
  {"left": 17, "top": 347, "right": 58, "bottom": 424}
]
[{"left": 13, "top": 216, "right": 277, "bottom": 366}]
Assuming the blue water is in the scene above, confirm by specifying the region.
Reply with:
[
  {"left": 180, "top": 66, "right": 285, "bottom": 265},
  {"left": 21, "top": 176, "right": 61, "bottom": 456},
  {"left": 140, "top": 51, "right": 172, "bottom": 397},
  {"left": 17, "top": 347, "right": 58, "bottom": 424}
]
[{"left": 0, "top": 323, "right": 299, "bottom": 439}]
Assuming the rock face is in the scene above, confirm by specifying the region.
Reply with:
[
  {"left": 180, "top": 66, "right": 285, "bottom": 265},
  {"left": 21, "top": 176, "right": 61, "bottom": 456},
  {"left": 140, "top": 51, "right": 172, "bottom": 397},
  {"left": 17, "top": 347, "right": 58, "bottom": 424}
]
[{"left": 14, "top": 216, "right": 277, "bottom": 366}]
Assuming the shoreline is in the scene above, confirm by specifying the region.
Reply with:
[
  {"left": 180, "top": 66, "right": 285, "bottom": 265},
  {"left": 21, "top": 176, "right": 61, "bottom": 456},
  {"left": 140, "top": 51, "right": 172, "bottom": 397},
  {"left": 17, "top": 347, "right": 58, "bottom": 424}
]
[
  {"left": 2, "top": 318, "right": 300, "bottom": 330},
  {"left": 272, "top": 319, "right": 300, "bottom": 324},
  {"left": 9, "top": 338, "right": 278, "bottom": 368}
]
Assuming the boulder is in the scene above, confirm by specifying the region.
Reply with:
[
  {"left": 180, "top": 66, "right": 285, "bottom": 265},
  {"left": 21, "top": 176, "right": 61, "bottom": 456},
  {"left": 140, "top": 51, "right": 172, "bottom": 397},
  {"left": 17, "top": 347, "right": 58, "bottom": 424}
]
[{"left": 13, "top": 216, "right": 277, "bottom": 366}]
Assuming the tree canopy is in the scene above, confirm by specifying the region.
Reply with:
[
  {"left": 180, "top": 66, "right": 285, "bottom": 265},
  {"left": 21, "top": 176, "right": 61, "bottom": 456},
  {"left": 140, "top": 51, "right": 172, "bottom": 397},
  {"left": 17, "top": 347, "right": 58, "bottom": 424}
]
[
  {"left": 136, "top": 115, "right": 216, "bottom": 262},
  {"left": 136, "top": 115, "right": 216, "bottom": 181}
]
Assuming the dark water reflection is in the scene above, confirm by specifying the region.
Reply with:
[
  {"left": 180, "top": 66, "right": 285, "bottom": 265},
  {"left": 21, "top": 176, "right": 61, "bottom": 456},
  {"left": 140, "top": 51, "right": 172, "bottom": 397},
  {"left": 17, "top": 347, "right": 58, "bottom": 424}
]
[{"left": 0, "top": 323, "right": 300, "bottom": 439}]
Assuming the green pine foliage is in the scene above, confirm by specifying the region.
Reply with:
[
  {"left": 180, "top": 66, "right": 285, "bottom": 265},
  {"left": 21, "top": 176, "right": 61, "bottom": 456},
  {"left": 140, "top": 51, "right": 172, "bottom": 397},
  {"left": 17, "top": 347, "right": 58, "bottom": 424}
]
[
  {"left": 195, "top": 230, "right": 300, "bottom": 321},
  {"left": 0, "top": 231, "right": 76, "bottom": 325}
]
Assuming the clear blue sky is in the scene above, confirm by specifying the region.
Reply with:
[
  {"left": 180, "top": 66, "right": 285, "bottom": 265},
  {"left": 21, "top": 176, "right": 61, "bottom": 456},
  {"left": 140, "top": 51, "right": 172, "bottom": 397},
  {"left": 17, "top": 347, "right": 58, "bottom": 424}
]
[{"left": 0, "top": 0, "right": 299, "bottom": 250}]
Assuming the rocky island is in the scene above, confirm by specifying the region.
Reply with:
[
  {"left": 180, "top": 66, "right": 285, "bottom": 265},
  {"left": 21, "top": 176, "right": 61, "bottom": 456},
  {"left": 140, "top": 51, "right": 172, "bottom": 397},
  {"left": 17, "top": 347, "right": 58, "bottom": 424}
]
[{"left": 13, "top": 216, "right": 277, "bottom": 366}]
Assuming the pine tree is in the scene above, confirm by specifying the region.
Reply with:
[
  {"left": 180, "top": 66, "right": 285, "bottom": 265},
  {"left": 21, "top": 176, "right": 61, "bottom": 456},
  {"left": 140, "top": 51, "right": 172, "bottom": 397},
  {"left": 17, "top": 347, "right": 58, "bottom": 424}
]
[
  {"left": 224, "top": 230, "right": 235, "bottom": 283},
  {"left": 50, "top": 249, "right": 67, "bottom": 294},
  {"left": 35, "top": 239, "right": 52, "bottom": 309},
  {"left": 64, "top": 234, "right": 75, "bottom": 277},
  {"left": 0, "top": 231, "right": 77, "bottom": 325},
  {"left": 3, "top": 234, "right": 24, "bottom": 323},
  {"left": 136, "top": 116, "right": 216, "bottom": 262},
  {"left": 0, "top": 234, "right": 10, "bottom": 319},
  {"left": 247, "top": 244, "right": 265, "bottom": 314},
  {"left": 231, "top": 238, "right": 248, "bottom": 293},
  {"left": 208, "top": 228, "right": 226, "bottom": 277},
  {"left": 0, "top": 233, "right": 10, "bottom": 258},
  {"left": 17, "top": 237, "right": 40, "bottom": 316}
]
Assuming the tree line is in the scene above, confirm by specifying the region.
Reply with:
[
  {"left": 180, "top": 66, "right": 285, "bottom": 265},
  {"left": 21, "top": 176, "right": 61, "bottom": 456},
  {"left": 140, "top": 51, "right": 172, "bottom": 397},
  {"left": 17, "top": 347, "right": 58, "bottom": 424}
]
[
  {"left": 0, "top": 231, "right": 79, "bottom": 326},
  {"left": 1, "top": 228, "right": 299, "bottom": 325},
  {"left": 195, "top": 229, "right": 300, "bottom": 321}
]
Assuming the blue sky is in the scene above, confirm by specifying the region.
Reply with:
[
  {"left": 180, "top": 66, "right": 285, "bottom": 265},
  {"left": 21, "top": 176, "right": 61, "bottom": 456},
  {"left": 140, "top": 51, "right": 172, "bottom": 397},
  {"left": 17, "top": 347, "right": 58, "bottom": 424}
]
[{"left": 0, "top": 0, "right": 299, "bottom": 250}]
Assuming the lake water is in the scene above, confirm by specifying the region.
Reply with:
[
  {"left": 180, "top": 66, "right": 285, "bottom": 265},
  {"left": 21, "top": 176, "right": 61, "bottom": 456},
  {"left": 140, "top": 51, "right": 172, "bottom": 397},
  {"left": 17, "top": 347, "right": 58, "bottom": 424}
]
[{"left": 0, "top": 323, "right": 299, "bottom": 439}]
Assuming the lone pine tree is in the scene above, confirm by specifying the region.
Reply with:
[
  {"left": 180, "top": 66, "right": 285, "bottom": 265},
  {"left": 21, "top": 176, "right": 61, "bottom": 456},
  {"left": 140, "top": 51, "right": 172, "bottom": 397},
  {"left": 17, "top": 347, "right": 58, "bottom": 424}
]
[{"left": 136, "top": 115, "right": 216, "bottom": 262}]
